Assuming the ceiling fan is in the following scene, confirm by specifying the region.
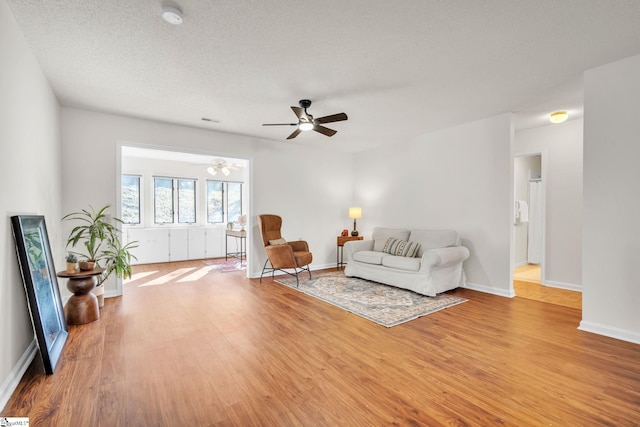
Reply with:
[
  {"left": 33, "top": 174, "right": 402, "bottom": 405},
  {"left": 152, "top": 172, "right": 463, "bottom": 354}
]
[
  {"left": 205, "top": 158, "right": 241, "bottom": 176},
  {"left": 262, "top": 99, "right": 348, "bottom": 140}
]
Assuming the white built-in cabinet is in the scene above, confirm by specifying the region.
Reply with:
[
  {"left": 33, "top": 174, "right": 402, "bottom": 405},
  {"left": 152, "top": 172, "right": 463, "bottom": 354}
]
[{"left": 123, "top": 227, "right": 224, "bottom": 265}]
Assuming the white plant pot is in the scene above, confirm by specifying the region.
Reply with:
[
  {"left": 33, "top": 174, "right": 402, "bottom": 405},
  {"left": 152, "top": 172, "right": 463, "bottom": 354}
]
[{"left": 92, "top": 285, "right": 105, "bottom": 308}]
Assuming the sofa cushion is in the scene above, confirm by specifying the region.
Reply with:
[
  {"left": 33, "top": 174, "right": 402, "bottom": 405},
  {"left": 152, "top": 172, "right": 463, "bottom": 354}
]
[
  {"left": 372, "top": 227, "right": 411, "bottom": 252},
  {"left": 269, "top": 238, "right": 287, "bottom": 245},
  {"left": 381, "top": 237, "right": 421, "bottom": 257},
  {"left": 353, "top": 250, "right": 387, "bottom": 265},
  {"left": 382, "top": 255, "right": 421, "bottom": 272},
  {"left": 408, "top": 229, "right": 459, "bottom": 254}
]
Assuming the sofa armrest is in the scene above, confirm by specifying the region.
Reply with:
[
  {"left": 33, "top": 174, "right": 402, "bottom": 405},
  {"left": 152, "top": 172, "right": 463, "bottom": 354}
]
[
  {"left": 344, "top": 240, "right": 374, "bottom": 261},
  {"left": 420, "top": 246, "right": 470, "bottom": 270}
]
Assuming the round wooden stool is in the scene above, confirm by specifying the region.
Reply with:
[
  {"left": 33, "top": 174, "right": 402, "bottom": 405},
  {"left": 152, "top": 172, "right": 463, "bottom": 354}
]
[{"left": 57, "top": 268, "right": 104, "bottom": 325}]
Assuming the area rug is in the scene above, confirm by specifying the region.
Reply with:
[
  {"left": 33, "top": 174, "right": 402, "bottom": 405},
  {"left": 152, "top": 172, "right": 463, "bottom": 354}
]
[
  {"left": 274, "top": 272, "right": 467, "bottom": 327},
  {"left": 203, "top": 258, "right": 246, "bottom": 273}
]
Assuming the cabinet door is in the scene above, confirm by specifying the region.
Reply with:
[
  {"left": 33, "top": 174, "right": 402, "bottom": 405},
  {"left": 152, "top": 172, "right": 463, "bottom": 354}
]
[
  {"left": 127, "top": 229, "right": 170, "bottom": 264},
  {"left": 188, "top": 228, "right": 206, "bottom": 260},
  {"left": 169, "top": 228, "right": 189, "bottom": 261},
  {"left": 205, "top": 228, "right": 224, "bottom": 258}
]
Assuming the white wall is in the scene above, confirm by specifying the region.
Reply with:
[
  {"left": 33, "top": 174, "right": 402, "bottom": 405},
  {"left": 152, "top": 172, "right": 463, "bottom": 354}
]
[
  {"left": 61, "top": 108, "right": 355, "bottom": 286},
  {"left": 0, "top": 0, "right": 62, "bottom": 409},
  {"left": 582, "top": 54, "right": 640, "bottom": 344},
  {"left": 353, "top": 114, "right": 513, "bottom": 296},
  {"left": 514, "top": 119, "right": 583, "bottom": 289}
]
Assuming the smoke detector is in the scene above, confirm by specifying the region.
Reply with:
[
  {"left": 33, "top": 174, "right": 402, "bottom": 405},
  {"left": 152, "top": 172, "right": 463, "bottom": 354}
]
[{"left": 162, "top": 6, "right": 183, "bottom": 25}]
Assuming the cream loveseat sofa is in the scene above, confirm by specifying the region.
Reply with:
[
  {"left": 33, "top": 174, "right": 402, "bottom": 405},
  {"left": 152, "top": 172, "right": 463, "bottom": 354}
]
[{"left": 343, "top": 227, "right": 470, "bottom": 297}]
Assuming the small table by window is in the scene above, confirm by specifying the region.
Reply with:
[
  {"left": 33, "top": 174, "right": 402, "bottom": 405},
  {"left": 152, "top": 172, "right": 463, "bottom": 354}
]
[
  {"left": 226, "top": 229, "right": 247, "bottom": 261},
  {"left": 337, "top": 236, "right": 363, "bottom": 269}
]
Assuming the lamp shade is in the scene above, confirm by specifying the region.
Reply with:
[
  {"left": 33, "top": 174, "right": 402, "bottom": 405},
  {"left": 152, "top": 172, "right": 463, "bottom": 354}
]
[{"left": 348, "top": 207, "right": 362, "bottom": 219}]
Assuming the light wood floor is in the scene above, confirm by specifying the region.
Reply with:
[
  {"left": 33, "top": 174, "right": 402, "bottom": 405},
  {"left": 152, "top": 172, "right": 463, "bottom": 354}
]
[
  {"left": 3, "top": 260, "right": 639, "bottom": 426},
  {"left": 514, "top": 264, "right": 582, "bottom": 310}
]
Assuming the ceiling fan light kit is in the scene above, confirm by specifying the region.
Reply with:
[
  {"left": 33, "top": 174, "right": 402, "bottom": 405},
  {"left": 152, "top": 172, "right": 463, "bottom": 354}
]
[
  {"left": 206, "top": 159, "right": 239, "bottom": 176},
  {"left": 262, "top": 99, "right": 348, "bottom": 139}
]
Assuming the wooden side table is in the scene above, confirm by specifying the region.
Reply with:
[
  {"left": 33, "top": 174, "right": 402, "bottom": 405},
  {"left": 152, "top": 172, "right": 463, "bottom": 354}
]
[
  {"left": 336, "top": 236, "right": 363, "bottom": 269},
  {"left": 226, "top": 229, "right": 247, "bottom": 261},
  {"left": 57, "top": 268, "right": 104, "bottom": 325}
]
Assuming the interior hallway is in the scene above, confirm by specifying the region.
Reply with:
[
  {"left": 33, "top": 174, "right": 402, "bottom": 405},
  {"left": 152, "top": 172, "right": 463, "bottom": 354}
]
[{"left": 514, "top": 264, "right": 582, "bottom": 310}]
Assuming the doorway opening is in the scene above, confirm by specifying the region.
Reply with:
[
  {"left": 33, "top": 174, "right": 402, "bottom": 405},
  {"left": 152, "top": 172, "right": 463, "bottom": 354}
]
[
  {"left": 512, "top": 153, "right": 545, "bottom": 295},
  {"left": 115, "top": 143, "right": 251, "bottom": 296}
]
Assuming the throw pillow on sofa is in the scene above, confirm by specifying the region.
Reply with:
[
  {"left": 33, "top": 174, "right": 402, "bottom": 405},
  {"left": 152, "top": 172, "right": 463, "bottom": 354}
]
[{"left": 382, "top": 237, "right": 421, "bottom": 257}]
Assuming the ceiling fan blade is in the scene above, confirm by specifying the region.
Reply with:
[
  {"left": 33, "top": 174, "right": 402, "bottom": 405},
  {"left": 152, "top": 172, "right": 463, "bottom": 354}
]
[
  {"left": 262, "top": 123, "right": 298, "bottom": 126},
  {"left": 287, "top": 128, "right": 303, "bottom": 139},
  {"left": 291, "top": 106, "right": 305, "bottom": 119},
  {"left": 315, "top": 113, "right": 348, "bottom": 124},
  {"left": 313, "top": 125, "right": 337, "bottom": 137}
]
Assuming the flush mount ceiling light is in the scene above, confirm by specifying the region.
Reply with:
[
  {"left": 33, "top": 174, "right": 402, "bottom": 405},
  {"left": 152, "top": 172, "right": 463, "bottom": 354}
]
[
  {"left": 549, "top": 111, "right": 568, "bottom": 124},
  {"left": 162, "top": 6, "right": 183, "bottom": 25}
]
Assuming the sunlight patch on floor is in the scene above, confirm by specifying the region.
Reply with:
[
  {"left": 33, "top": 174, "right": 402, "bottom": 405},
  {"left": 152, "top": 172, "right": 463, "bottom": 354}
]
[
  {"left": 177, "top": 266, "right": 217, "bottom": 282},
  {"left": 124, "top": 271, "right": 157, "bottom": 283},
  {"left": 138, "top": 267, "right": 197, "bottom": 287}
]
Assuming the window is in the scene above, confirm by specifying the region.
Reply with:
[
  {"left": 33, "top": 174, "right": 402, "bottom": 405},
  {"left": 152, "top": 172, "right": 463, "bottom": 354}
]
[
  {"left": 124, "top": 173, "right": 242, "bottom": 226},
  {"left": 207, "top": 180, "right": 243, "bottom": 224},
  {"left": 121, "top": 175, "right": 141, "bottom": 224},
  {"left": 207, "top": 181, "right": 223, "bottom": 223},
  {"left": 227, "top": 182, "right": 243, "bottom": 223},
  {"left": 154, "top": 177, "right": 197, "bottom": 224},
  {"left": 154, "top": 177, "right": 174, "bottom": 223},
  {"left": 177, "top": 179, "right": 196, "bottom": 223}
]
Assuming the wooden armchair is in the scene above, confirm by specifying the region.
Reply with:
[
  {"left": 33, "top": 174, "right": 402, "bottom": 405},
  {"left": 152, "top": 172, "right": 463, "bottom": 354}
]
[{"left": 258, "top": 214, "right": 312, "bottom": 285}]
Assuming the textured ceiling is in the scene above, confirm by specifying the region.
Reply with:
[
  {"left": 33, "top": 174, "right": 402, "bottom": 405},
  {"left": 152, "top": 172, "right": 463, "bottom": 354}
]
[{"left": 6, "top": 0, "right": 640, "bottom": 152}]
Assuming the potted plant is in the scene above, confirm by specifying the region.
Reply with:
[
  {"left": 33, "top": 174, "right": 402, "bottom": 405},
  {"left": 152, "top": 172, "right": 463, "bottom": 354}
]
[
  {"left": 63, "top": 205, "right": 138, "bottom": 307},
  {"left": 65, "top": 252, "right": 78, "bottom": 273}
]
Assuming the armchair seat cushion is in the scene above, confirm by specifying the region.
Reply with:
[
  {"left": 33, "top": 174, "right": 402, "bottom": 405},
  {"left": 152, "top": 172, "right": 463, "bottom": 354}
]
[{"left": 382, "top": 255, "right": 421, "bottom": 272}]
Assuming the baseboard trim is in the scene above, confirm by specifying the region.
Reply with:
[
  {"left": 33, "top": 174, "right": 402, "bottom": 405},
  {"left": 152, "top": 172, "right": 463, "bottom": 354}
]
[
  {"left": 544, "top": 280, "right": 582, "bottom": 292},
  {"left": 0, "top": 340, "right": 37, "bottom": 412},
  {"left": 578, "top": 321, "right": 640, "bottom": 345},
  {"left": 105, "top": 289, "right": 120, "bottom": 298},
  {"left": 464, "top": 282, "right": 515, "bottom": 298}
]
